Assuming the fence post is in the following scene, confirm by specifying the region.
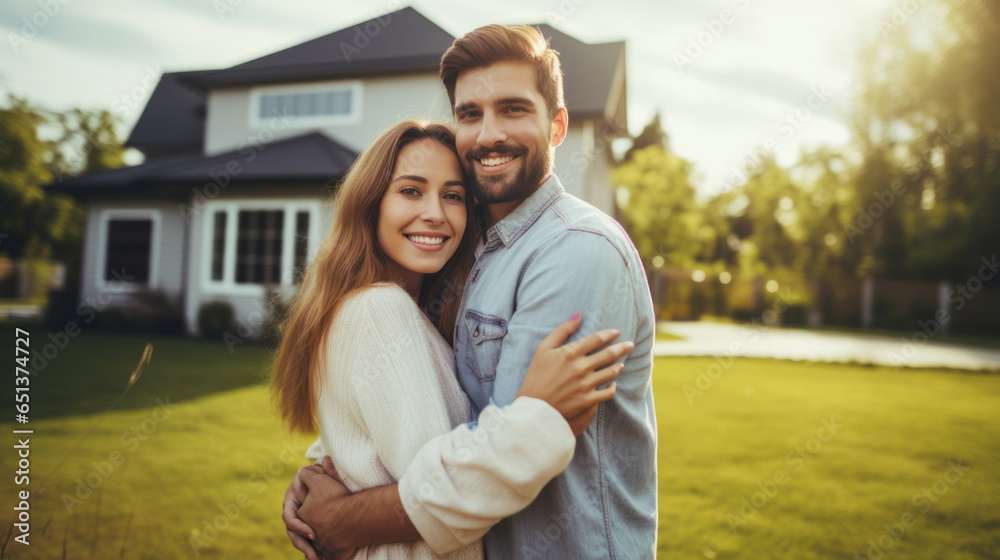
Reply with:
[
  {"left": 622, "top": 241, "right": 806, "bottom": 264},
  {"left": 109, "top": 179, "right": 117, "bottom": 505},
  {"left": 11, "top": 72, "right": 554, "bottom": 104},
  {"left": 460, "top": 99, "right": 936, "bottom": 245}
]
[
  {"left": 938, "top": 281, "right": 951, "bottom": 335},
  {"left": 861, "top": 277, "right": 874, "bottom": 328}
]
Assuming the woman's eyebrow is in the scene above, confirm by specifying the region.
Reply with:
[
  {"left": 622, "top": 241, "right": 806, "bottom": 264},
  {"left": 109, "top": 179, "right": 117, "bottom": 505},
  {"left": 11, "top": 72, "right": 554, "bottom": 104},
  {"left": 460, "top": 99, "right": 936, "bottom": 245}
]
[
  {"left": 390, "top": 174, "right": 428, "bottom": 184},
  {"left": 445, "top": 180, "right": 465, "bottom": 187}
]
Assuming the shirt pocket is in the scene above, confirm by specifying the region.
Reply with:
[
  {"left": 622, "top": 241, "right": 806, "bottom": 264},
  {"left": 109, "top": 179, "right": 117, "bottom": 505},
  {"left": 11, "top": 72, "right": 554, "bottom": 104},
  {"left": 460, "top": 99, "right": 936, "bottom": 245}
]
[{"left": 462, "top": 309, "right": 508, "bottom": 387}]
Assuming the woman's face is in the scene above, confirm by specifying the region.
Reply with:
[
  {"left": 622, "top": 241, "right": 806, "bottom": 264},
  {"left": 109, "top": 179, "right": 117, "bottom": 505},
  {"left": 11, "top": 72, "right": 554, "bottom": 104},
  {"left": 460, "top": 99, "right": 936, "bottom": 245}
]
[{"left": 378, "top": 138, "right": 467, "bottom": 283}]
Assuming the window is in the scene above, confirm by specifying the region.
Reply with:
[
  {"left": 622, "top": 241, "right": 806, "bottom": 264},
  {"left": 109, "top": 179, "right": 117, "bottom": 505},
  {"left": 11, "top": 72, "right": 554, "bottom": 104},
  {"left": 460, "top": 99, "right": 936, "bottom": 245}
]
[
  {"left": 293, "top": 211, "right": 310, "bottom": 284},
  {"left": 250, "top": 81, "right": 362, "bottom": 128},
  {"left": 236, "top": 210, "right": 283, "bottom": 284},
  {"left": 96, "top": 209, "right": 160, "bottom": 290},
  {"left": 259, "top": 91, "right": 352, "bottom": 119},
  {"left": 211, "top": 211, "right": 226, "bottom": 281},
  {"left": 202, "top": 201, "right": 320, "bottom": 294},
  {"left": 105, "top": 219, "right": 152, "bottom": 283}
]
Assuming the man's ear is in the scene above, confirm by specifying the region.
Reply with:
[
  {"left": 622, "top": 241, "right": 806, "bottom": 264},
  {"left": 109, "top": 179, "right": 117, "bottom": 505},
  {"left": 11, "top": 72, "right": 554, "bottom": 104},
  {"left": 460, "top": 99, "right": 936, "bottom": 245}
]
[{"left": 549, "top": 106, "right": 568, "bottom": 148}]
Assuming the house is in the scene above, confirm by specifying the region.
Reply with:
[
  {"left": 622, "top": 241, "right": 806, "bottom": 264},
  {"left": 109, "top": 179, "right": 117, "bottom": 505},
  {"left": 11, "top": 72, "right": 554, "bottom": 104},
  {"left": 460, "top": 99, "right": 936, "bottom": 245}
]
[{"left": 46, "top": 7, "right": 628, "bottom": 337}]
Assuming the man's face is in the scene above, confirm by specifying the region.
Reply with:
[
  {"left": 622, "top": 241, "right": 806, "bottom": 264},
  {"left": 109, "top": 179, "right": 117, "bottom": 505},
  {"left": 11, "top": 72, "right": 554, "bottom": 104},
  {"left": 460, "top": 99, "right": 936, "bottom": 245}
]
[{"left": 452, "top": 61, "right": 564, "bottom": 206}]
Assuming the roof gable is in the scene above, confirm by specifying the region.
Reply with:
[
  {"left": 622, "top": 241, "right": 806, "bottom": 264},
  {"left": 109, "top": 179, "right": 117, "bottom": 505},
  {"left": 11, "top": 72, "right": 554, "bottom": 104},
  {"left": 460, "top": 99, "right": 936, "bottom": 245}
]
[{"left": 187, "top": 7, "right": 455, "bottom": 88}]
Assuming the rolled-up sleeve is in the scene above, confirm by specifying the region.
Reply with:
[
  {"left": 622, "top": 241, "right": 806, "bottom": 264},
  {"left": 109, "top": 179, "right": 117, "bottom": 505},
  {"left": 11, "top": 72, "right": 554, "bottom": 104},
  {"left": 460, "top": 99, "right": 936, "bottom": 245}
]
[{"left": 397, "top": 396, "right": 575, "bottom": 553}]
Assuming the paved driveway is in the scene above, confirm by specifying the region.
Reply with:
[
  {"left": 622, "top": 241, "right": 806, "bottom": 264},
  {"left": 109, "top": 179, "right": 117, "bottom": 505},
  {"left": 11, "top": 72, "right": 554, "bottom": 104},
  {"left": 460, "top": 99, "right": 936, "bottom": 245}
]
[{"left": 654, "top": 321, "right": 1000, "bottom": 371}]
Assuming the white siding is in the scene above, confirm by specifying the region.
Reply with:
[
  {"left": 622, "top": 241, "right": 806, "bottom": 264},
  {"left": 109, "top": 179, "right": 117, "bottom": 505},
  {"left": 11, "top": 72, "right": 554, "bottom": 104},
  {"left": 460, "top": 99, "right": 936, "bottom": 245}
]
[
  {"left": 554, "top": 120, "right": 615, "bottom": 216},
  {"left": 204, "top": 72, "right": 453, "bottom": 156},
  {"left": 79, "top": 199, "right": 186, "bottom": 313},
  {"left": 184, "top": 187, "right": 334, "bottom": 338}
]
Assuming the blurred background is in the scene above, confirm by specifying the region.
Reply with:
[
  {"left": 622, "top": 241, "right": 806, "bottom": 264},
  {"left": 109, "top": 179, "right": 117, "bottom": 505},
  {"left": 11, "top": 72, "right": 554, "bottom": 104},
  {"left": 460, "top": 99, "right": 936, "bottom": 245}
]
[{"left": 1, "top": 0, "right": 998, "bottom": 558}]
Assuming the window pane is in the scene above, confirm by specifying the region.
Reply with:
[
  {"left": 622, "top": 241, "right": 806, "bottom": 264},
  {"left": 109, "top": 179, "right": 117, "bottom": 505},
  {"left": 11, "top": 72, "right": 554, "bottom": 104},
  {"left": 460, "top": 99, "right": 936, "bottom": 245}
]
[
  {"left": 259, "top": 89, "right": 354, "bottom": 120},
  {"left": 211, "top": 211, "right": 226, "bottom": 281},
  {"left": 105, "top": 219, "right": 151, "bottom": 283},
  {"left": 236, "top": 210, "right": 283, "bottom": 284},
  {"left": 331, "top": 90, "right": 351, "bottom": 114},
  {"left": 259, "top": 96, "right": 277, "bottom": 119},
  {"left": 293, "top": 211, "right": 310, "bottom": 285}
]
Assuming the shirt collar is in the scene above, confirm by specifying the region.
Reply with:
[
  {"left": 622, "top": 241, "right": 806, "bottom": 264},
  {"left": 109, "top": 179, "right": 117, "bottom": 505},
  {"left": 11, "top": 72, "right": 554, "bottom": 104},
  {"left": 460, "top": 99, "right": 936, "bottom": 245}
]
[{"left": 485, "top": 174, "right": 565, "bottom": 250}]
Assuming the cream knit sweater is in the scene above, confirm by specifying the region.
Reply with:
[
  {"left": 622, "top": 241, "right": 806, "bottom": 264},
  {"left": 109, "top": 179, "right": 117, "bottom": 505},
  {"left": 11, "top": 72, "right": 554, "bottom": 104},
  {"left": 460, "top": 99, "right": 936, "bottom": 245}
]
[{"left": 304, "top": 283, "right": 576, "bottom": 559}]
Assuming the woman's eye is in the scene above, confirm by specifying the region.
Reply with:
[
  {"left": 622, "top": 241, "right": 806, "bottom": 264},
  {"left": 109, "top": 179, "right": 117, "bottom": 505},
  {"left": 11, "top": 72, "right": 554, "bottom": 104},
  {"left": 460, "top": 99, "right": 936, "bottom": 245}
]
[
  {"left": 444, "top": 193, "right": 464, "bottom": 201},
  {"left": 401, "top": 187, "right": 420, "bottom": 196}
]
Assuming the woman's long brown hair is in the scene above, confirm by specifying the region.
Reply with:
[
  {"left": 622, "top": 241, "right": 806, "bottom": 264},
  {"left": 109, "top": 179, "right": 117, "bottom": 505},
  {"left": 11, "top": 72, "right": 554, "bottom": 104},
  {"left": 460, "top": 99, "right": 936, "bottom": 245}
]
[{"left": 269, "top": 119, "right": 480, "bottom": 434}]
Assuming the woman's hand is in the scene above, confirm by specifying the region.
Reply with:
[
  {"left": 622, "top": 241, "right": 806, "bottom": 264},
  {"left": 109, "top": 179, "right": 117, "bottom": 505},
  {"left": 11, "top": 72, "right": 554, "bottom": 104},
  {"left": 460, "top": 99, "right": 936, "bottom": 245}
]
[{"left": 514, "top": 313, "right": 632, "bottom": 434}]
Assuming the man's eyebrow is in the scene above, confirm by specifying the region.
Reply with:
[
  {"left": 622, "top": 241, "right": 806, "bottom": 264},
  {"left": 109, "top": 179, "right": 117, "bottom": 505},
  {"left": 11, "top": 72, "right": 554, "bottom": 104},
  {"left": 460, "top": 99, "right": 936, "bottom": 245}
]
[
  {"left": 390, "top": 174, "right": 428, "bottom": 184},
  {"left": 454, "top": 102, "right": 478, "bottom": 114},
  {"left": 497, "top": 97, "right": 535, "bottom": 107}
]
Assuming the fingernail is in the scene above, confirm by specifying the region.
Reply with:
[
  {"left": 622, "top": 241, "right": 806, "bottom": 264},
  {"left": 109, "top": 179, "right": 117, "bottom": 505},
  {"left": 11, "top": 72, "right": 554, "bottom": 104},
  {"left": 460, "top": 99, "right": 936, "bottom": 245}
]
[
  {"left": 308, "top": 533, "right": 314, "bottom": 540},
  {"left": 624, "top": 341, "right": 634, "bottom": 349},
  {"left": 571, "top": 312, "right": 581, "bottom": 321}
]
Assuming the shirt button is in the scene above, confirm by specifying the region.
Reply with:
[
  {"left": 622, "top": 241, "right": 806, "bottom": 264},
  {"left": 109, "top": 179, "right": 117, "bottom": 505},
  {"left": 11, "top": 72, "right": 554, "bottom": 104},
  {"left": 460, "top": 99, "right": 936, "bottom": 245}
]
[{"left": 474, "top": 329, "right": 480, "bottom": 337}]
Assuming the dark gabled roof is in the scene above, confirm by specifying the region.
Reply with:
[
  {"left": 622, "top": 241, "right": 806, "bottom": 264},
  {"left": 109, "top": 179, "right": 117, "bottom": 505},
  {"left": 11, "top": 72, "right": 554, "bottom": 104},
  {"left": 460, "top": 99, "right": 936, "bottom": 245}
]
[
  {"left": 184, "top": 7, "right": 455, "bottom": 89},
  {"left": 125, "top": 70, "right": 210, "bottom": 157},
  {"left": 46, "top": 132, "right": 357, "bottom": 195},
  {"left": 534, "top": 24, "right": 627, "bottom": 127},
  {"left": 117, "top": 8, "right": 627, "bottom": 161}
]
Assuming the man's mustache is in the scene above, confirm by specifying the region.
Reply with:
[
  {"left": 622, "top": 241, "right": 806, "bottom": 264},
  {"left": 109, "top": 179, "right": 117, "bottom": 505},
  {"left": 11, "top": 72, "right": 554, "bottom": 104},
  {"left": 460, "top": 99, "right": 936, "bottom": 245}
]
[{"left": 465, "top": 143, "right": 527, "bottom": 162}]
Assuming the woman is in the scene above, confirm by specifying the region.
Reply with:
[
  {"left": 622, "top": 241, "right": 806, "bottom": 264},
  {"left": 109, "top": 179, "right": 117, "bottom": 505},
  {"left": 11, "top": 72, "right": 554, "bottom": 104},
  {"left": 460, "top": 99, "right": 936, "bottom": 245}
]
[{"left": 270, "top": 119, "right": 630, "bottom": 559}]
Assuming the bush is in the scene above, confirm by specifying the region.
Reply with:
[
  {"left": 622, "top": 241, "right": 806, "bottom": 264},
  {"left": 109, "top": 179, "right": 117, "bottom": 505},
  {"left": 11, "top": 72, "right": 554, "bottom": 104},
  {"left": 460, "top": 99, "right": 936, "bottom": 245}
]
[
  {"left": 198, "top": 300, "right": 235, "bottom": 339},
  {"left": 93, "top": 290, "right": 185, "bottom": 335}
]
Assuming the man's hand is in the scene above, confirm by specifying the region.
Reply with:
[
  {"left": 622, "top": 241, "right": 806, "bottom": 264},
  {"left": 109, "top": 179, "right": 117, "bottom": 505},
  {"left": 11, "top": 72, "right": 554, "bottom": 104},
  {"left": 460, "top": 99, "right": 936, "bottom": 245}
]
[
  {"left": 298, "top": 457, "right": 357, "bottom": 560},
  {"left": 282, "top": 456, "right": 352, "bottom": 560}
]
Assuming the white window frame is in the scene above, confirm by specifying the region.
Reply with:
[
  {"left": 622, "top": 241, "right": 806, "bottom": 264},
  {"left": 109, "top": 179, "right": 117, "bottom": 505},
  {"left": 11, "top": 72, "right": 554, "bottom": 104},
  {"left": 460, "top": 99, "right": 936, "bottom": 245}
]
[
  {"left": 248, "top": 80, "right": 363, "bottom": 129},
  {"left": 95, "top": 208, "right": 162, "bottom": 291},
  {"left": 199, "top": 199, "right": 322, "bottom": 296}
]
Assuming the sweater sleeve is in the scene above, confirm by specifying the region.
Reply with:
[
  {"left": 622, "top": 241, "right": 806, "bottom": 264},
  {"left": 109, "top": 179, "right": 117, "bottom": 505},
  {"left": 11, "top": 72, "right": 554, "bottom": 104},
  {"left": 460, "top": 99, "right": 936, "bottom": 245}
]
[
  {"left": 344, "top": 286, "right": 457, "bottom": 479},
  {"left": 397, "top": 397, "right": 576, "bottom": 554}
]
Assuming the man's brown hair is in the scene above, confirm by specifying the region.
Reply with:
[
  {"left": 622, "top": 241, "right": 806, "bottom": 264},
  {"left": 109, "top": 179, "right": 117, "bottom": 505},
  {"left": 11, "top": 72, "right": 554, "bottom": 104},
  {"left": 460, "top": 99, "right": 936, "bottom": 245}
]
[{"left": 440, "top": 24, "right": 565, "bottom": 120}]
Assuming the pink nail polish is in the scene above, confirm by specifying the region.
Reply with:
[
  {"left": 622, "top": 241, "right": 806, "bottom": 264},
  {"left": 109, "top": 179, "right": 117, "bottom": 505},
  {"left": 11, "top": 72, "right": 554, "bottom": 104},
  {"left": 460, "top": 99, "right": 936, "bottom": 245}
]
[{"left": 571, "top": 312, "right": 581, "bottom": 321}]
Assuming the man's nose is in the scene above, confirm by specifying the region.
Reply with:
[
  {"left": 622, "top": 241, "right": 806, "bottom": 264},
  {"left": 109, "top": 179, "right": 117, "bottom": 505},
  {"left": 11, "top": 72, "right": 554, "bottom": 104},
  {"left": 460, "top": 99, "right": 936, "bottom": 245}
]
[{"left": 476, "top": 111, "right": 507, "bottom": 148}]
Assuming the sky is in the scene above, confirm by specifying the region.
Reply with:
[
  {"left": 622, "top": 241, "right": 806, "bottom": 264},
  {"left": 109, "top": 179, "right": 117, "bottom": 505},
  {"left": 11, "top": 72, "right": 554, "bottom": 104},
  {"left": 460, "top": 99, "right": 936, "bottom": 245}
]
[{"left": 0, "top": 0, "right": 910, "bottom": 196}]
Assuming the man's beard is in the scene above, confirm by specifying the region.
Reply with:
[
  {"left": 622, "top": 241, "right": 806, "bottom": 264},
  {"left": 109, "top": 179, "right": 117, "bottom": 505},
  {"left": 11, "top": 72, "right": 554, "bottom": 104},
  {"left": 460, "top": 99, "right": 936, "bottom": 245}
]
[{"left": 464, "top": 141, "right": 550, "bottom": 205}]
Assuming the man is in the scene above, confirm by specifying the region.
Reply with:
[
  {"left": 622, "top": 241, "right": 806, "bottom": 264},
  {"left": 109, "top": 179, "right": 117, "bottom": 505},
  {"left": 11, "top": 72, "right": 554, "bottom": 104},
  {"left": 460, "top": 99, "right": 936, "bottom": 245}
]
[{"left": 285, "top": 24, "right": 657, "bottom": 559}]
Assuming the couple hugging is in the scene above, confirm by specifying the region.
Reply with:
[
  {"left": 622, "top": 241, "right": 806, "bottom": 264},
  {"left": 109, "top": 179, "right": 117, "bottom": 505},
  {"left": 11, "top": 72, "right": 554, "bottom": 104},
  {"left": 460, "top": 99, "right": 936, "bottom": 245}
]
[{"left": 269, "top": 23, "right": 657, "bottom": 560}]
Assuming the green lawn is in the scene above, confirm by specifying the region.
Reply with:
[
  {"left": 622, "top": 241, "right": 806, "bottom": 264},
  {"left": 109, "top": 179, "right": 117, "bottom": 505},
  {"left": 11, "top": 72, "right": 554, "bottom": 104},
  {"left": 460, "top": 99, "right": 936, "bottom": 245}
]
[{"left": 1, "top": 325, "right": 998, "bottom": 559}]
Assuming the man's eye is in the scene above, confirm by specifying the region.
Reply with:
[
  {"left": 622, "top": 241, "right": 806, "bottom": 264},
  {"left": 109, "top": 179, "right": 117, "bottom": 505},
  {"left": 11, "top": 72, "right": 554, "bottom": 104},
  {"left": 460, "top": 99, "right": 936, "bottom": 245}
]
[{"left": 459, "top": 111, "right": 480, "bottom": 120}]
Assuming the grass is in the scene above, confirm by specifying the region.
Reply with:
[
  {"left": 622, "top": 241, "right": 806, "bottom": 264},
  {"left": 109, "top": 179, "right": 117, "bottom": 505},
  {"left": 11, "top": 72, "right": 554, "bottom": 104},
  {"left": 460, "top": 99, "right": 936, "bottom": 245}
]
[
  {"left": 1, "top": 324, "right": 998, "bottom": 559},
  {"left": 655, "top": 329, "right": 685, "bottom": 342}
]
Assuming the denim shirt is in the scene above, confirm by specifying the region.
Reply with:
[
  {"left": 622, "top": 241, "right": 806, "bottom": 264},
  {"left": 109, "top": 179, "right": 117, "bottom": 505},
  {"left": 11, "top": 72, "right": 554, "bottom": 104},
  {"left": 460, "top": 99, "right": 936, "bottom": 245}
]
[{"left": 454, "top": 174, "right": 658, "bottom": 559}]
